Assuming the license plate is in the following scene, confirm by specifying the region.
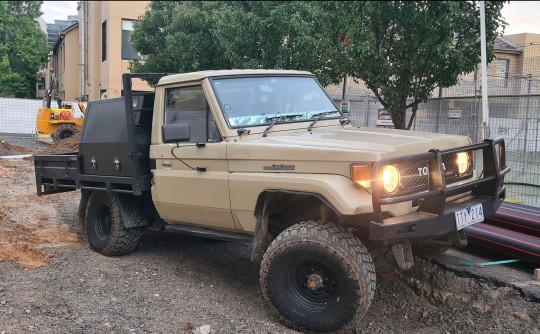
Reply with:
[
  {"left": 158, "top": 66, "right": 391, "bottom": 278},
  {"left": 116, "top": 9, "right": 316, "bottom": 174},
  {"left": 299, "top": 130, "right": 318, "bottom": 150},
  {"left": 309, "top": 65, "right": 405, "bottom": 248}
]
[{"left": 455, "top": 204, "right": 484, "bottom": 230}]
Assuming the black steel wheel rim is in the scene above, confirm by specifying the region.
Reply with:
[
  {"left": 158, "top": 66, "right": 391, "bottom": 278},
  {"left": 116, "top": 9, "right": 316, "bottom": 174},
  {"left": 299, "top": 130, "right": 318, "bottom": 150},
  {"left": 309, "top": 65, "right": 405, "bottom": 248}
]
[
  {"left": 95, "top": 204, "right": 112, "bottom": 240},
  {"left": 286, "top": 259, "right": 340, "bottom": 312}
]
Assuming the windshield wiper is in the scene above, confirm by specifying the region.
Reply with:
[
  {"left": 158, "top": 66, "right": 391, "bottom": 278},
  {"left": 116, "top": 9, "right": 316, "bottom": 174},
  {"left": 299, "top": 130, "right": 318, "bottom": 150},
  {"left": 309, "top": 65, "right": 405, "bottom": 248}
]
[
  {"left": 262, "top": 114, "right": 303, "bottom": 137},
  {"left": 311, "top": 110, "right": 340, "bottom": 118},
  {"left": 262, "top": 121, "right": 276, "bottom": 137},
  {"left": 307, "top": 110, "right": 340, "bottom": 131},
  {"left": 264, "top": 114, "right": 303, "bottom": 123}
]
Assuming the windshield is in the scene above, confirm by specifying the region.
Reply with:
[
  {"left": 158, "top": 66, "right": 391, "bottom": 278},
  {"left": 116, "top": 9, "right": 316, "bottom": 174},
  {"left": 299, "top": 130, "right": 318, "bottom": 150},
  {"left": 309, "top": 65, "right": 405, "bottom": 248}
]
[{"left": 211, "top": 76, "right": 340, "bottom": 128}]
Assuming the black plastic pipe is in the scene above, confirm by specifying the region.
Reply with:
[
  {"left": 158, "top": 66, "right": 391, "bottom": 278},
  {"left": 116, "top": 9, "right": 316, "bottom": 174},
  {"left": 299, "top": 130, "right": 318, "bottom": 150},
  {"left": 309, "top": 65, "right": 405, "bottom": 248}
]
[
  {"left": 484, "top": 202, "right": 540, "bottom": 238},
  {"left": 465, "top": 222, "right": 540, "bottom": 265}
]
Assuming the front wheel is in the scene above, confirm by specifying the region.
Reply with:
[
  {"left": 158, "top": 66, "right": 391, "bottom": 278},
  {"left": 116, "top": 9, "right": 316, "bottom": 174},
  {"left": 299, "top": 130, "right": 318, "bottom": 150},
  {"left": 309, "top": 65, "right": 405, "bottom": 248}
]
[
  {"left": 260, "top": 221, "right": 376, "bottom": 333},
  {"left": 84, "top": 191, "right": 143, "bottom": 256},
  {"left": 53, "top": 123, "right": 78, "bottom": 142}
]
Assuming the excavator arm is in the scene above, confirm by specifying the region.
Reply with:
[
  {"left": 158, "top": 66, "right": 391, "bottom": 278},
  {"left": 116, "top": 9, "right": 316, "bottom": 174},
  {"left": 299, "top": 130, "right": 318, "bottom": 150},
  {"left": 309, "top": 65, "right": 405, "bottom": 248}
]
[{"left": 78, "top": 101, "right": 86, "bottom": 115}]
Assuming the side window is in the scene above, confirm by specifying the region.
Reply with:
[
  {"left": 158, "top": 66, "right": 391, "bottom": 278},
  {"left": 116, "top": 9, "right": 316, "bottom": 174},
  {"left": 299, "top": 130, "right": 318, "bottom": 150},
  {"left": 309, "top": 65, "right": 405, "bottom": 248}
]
[{"left": 164, "top": 85, "right": 221, "bottom": 143}]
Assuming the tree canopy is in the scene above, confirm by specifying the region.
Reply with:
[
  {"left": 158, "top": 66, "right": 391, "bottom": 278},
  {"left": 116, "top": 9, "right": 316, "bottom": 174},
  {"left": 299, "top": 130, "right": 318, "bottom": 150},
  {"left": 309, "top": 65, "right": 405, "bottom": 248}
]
[
  {"left": 0, "top": 1, "right": 49, "bottom": 98},
  {"left": 337, "top": 1, "right": 506, "bottom": 129},
  {"left": 130, "top": 1, "right": 345, "bottom": 85},
  {"left": 131, "top": 1, "right": 506, "bottom": 129}
]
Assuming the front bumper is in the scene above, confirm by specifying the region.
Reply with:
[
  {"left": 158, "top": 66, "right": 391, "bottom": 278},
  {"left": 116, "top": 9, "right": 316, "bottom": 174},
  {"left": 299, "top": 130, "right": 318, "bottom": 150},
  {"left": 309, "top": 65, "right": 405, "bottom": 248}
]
[{"left": 369, "top": 138, "right": 510, "bottom": 243}]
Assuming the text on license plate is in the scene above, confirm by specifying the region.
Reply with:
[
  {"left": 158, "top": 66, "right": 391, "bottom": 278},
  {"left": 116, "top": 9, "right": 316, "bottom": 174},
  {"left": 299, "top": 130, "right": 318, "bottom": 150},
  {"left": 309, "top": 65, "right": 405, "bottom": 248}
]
[{"left": 455, "top": 204, "right": 484, "bottom": 230}]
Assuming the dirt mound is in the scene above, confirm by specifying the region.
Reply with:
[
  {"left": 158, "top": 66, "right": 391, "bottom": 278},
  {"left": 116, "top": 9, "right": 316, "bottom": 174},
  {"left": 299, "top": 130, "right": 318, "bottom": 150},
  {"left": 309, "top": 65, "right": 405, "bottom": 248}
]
[
  {"left": 0, "top": 225, "right": 77, "bottom": 268},
  {"left": 35, "top": 134, "right": 80, "bottom": 155},
  {"left": 0, "top": 139, "right": 33, "bottom": 156},
  {"left": 0, "top": 158, "right": 79, "bottom": 268}
]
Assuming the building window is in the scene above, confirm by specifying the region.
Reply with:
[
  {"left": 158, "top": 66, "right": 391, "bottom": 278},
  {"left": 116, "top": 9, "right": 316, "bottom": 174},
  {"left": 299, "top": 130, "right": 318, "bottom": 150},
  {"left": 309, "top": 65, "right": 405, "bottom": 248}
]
[
  {"left": 58, "top": 46, "right": 62, "bottom": 70},
  {"left": 102, "top": 21, "right": 107, "bottom": 61},
  {"left": 121, "top": 19, "right": 141, "bottom": 60},
  {"left": 495, "top": 58, "right": 509, "bottom": 88},
  {"left": 37, "top": 76, "right": 45, "bottom": 90}
]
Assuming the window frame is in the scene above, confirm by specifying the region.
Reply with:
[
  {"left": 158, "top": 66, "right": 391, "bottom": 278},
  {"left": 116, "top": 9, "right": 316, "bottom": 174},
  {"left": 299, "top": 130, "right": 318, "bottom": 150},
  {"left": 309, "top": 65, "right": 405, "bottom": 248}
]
[
  {"left": 101, "top": 20, "right": 107, "bottom": 62},
  {"left": 121, "top": 19, "right": 142, "bottom": 61},
  {"left": 163, "top": 84, "right": 220, "bottom": 143},
  {"left": 495, "top": 58, "right": 510, "bottom": 88},
  {"left": 208, "top": 74, "right": 342, "bottom": 130}
]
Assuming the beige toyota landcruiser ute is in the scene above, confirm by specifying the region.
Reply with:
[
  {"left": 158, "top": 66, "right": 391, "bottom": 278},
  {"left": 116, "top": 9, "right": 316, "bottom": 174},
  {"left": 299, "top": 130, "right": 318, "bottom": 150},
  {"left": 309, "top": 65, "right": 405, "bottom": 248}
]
[{"left": 35, "top": 70, "right": 509, "bottom": 333}]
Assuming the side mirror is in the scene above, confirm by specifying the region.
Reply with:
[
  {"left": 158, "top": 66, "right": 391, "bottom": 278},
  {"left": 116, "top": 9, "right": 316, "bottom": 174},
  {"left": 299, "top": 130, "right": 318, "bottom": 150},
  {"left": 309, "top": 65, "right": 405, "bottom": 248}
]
[{"left": 162, "top": 123, "right": 190, "bottom": 143}]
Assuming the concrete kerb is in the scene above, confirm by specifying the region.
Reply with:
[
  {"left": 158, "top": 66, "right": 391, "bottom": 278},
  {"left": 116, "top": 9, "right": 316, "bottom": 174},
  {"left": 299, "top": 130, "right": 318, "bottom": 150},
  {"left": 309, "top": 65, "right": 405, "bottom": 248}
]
[{"left": 0, "top": 154, "right": 33, "bottom": 159}]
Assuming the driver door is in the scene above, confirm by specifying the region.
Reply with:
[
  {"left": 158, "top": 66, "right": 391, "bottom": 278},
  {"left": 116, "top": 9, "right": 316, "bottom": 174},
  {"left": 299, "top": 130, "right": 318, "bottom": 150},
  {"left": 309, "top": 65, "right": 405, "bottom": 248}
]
[{"left": 151, "top": 83, "right": 236, "bottom": 230}]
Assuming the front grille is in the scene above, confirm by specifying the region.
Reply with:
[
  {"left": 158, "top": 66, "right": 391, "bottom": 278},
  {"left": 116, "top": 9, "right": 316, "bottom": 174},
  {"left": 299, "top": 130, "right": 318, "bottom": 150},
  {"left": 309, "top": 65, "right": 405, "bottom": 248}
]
[
  {"left": 398, "top": 160, "right": 429, "bottom": 193},
  {"left": 393, "top": 153, "right": 472, "bottom": 196},
  {"left": 370, "top": 138, "right": 508, "bottom": 225}
]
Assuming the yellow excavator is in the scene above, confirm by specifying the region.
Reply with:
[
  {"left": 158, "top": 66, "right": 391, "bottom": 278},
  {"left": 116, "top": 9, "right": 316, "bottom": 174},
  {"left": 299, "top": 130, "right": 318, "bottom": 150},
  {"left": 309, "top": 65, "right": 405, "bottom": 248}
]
[{"left": 36, "top": 69, "right": 86, "bottom": 141}]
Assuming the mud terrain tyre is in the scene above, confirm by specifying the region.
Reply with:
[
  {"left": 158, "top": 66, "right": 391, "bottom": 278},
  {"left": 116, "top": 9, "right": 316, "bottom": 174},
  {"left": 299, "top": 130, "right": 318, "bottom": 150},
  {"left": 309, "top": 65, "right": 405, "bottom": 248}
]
[
  {"left": 260, "top": 221, "right": 376, "bottom": 333},
  {"left": 53, "top": 124, "right": 78, "bottom": 142},
  {"left": 84, "top": 191, "right": 143, "bottom": 256}
]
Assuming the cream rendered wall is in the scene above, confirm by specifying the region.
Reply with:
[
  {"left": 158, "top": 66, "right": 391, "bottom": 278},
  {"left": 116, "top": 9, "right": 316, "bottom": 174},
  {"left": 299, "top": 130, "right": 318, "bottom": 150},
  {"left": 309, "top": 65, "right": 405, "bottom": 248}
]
[
  {"left": 87, "top": 1, "right": 101, "bottom": 100},
  {"left": 53, "top": 25, "right": 80, "bottom": 102},
  {"left": 87, "top": 1, "right": 150, "bottom": 100},
  {"left": 504, "top": 33, "right": 540, "bottom": 94},
  {"left": 60, "top": 26, "right": 81, "bottom": 101}
]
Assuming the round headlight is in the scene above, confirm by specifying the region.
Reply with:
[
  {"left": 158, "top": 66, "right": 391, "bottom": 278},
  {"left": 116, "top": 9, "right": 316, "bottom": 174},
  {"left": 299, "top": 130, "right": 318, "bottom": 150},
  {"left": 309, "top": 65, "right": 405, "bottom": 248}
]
[
  {"left": 382, "top": 165, "right": 400, "bottom": 193},
  {"left": 456, "top": 152, "right": 470, "bottom": 175}
]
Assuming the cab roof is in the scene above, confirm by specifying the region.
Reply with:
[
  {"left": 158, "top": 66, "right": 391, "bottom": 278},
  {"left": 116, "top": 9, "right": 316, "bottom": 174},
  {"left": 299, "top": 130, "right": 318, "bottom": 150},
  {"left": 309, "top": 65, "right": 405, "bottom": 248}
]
[{"left": 157, "top": 69, "right": 313, "bottom": 86}]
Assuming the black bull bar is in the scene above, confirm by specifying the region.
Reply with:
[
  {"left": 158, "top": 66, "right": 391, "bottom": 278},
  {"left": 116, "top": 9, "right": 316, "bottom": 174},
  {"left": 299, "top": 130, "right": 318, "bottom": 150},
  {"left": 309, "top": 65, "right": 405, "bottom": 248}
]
[{"left": 369, "top": 138, "right": 511, "bottom": 241}]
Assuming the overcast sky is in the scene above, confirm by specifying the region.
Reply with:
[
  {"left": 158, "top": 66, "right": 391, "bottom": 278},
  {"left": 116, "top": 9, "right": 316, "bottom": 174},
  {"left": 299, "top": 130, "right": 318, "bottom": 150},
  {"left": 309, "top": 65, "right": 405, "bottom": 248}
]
[
  {"left": 41, "top": 1, "right": 78, "bottom": 22},
  {"left": 40, "top": 1, "right": 540, "bottom": 35}
]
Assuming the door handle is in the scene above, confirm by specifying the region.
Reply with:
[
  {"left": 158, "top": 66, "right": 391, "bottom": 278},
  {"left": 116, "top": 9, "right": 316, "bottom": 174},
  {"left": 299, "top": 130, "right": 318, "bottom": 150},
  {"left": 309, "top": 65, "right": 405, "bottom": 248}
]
[{"left": 161, "top": 160, "right": 172, "bottom": 167}]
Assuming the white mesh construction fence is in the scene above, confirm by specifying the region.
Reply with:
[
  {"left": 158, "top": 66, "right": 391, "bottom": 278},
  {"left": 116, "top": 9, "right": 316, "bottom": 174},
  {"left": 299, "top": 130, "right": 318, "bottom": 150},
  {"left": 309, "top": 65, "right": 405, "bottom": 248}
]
[
  {"left": 0, "top": 98, "right": 85, "bottom": 136},
  {"left": 0, "top": 98, "right": 44, "bottom": 135}
]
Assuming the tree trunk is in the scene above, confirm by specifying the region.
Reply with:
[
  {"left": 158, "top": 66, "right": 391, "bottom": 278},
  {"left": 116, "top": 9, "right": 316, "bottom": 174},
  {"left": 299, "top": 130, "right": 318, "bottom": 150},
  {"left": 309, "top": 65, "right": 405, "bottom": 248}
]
[
  {"left": 391, "top": 112, "right": 406, "bottom": 129},
  {"left": 389, "top": 100, "right": 408, "bottom": 129},
  {"left": 405, "top": 105, "right": 419, "bottom": 130}
]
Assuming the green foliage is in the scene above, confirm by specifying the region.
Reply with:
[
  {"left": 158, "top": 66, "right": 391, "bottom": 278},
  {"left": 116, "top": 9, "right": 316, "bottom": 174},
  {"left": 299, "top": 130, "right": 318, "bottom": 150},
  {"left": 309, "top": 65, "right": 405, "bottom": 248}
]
[
  {"left": 0, "top": 1, "right": 50, "bottom": 98},
  {"left": 130, "top": 1, "right": 344, "bottom": 85},
  {"left": 337, "top": 1, "right": 506, "bottom": 129},
  {"left": 131, "top": 1, "right": 506, "bottom": 129}
]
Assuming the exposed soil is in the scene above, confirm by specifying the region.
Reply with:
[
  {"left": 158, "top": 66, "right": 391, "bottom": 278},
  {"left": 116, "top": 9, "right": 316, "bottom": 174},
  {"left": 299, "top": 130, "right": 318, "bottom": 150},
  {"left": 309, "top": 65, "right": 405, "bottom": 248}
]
[
  {"left": 0, "top": 136, "right": 78, "bottom": 162},
  {"left": 34, "top": 134, "right": 79, "bottom": 155},
  {"left": 0, "top": 138, "right": 538, "bottom": 334},
  {"left": 0, "top": 140, "right": 34, "bottom": 156},
  {"left": 0, "top": 137, "right": 49, "bottom": 156},
  {"left": 0, "top": 158, "right": 78, "bottom": 269}
]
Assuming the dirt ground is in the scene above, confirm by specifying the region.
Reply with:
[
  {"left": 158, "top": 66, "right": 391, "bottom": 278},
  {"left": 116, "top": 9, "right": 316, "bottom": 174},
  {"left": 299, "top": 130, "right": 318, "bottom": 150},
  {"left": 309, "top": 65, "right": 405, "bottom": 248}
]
[{"left": 0, "top": 137, "right": 539, "bottom": 334}]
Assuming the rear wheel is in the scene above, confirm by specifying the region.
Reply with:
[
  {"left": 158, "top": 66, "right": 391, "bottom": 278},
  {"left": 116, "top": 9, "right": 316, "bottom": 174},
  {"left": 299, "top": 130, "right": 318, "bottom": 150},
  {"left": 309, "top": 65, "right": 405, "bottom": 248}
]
[
  {"left": 260, "top": 221, "right": 376, "bottom": 333},
  {"left": 84, "top": 191, "right": 143, "bottom": 256},
  {"left": 53, "top": 124, "right": 78, "bottom": 142}
]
